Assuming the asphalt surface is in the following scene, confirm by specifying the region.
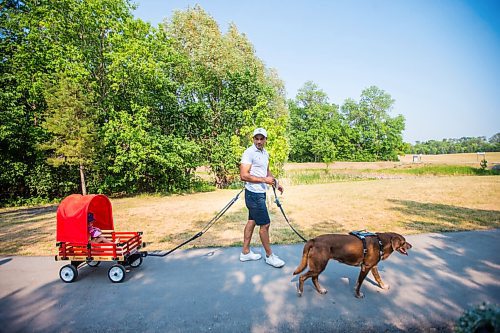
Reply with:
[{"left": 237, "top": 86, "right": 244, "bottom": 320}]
[{"left": 1, "top": 229, "right": 499, "bottom": 333}]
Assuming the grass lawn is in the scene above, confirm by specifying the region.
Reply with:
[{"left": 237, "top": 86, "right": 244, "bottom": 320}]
[{"left": 1, "top": 154, "right": 499, "bottom": 256}]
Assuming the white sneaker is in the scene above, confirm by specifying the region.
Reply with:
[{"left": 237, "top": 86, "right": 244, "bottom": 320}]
[
  {"left": 240, "top": 250, "right": 262, "bottom": 262},
  {"left": 265, "top": 253, "right": 285, "bottom": 268}
]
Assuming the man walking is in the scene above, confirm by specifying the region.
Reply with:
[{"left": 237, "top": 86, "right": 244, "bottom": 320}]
[{"left": 239, "top": 128, "right": 285, "bottom": 268}]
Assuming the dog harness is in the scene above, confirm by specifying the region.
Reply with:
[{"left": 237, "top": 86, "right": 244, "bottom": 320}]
[{"left": 349, "top": 231, "right": 384, "bottom": 269}]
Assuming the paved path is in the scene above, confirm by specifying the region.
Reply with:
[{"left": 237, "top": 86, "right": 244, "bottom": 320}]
[{"left": 1, "top": 230, "right": 499, "bottom": 333}]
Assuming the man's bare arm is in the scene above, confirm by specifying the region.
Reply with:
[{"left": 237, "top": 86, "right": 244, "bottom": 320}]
[
  {"left": 240, "top": 164, "right": 275, "bottom": 185},
  {"left": 266, "top": 165, "right": 284, "bottom": 194}
]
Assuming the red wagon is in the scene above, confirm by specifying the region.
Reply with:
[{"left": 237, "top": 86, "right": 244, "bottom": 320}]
[{"left": 55, "top": 194, "right": 146, "bottom": 283}]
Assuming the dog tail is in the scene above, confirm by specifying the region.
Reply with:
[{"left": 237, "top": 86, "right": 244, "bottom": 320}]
[{"left": 293, "top": 239, "right": 314, "bottom": 275}]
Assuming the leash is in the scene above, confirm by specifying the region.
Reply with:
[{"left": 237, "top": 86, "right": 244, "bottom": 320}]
[
  {"left": 145, "top": 188, "right": 244, "bottom": 257},
  {"left": 146, "top": 177, "right": 307, "bottom": 257},
  {"left": 271, "top": 179, "right": 307, "bottom": 242}
]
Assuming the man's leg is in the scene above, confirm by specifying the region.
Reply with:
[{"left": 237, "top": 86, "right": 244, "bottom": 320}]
[
  {"left": 259, "top": 223, "right": 272, "bottom": 256},
  {"left": 242, "top": 219, "right": 256, "bottom": 254}
]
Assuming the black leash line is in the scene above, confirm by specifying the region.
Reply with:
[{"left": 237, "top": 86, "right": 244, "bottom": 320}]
[
  {"left": 146, "top": 188, "right": 244, "bottom": 257},
  {"left": 271, "top": 181, "right": 308, "bottom": 242}
]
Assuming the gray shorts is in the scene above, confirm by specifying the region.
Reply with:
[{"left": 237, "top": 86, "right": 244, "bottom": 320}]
[{"left": 245, "top": 189, "right": 270, "bottom": 226}]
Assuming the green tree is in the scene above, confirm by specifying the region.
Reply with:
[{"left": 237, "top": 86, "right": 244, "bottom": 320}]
[
  {"left": 40, "top": 76, "right": 97, "bottom": 195},
  {"left": 0, "top": 0, "right": 143, "bottom": 203},
  {"left": 289, "top": 82, "right": 349, "bottom": 163},
  {"left": 99, "top": 106, "right": 202, "bottom": 193},
  {"left": 239, "top": 97, "right": 290, "bottom": 176},
  {"left": 100, "top": 16, "right": 205, "bottom": 193},
  {"left": 0, "top": 0, "right": 73, "bottom": 202},
  {"left": 489, "top": 133, "right": 500, "bottom": 152},
  {"left": 164, "top": 6, "right": 289, "bottom": 187},
  {"left": 341, "top": 86, "right": 406, "bottom": 161},
  {"left": 490, "top": 133, "right": 500, "bottom": 144}
]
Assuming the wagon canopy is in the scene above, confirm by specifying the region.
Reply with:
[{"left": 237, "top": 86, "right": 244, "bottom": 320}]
[{"left": 56, "top": 194, "right": 114, "bottom": 243}]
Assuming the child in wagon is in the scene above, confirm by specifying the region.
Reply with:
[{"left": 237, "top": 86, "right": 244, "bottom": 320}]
[{"left": 87, "top": 212, "right": 113, "bottom": 243}]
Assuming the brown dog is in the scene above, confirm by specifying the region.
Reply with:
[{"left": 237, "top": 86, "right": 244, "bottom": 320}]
[{"left": 293, "top": 232, "right": 412, "bottom": 298}]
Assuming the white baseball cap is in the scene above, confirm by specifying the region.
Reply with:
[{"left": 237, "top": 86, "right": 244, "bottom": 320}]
[{"left": 252, "top": 128, "right": 267, "bottom": 138}]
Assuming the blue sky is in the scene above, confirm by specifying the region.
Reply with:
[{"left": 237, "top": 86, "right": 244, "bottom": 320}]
[{"left": 132, "top": 0, "right": 500, "bottom": 144}]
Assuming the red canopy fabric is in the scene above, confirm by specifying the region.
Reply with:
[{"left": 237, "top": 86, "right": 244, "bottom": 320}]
[{"left": 56, "top": 194, "right": 114, "bottom": 243}]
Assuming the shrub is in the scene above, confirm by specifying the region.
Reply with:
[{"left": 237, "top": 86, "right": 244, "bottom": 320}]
[
  {"left": 480, "top": 159, "right": 488, "bottom": 171},
  {"left": 455, "top": 302, "right": 499, "bottom": 333}
]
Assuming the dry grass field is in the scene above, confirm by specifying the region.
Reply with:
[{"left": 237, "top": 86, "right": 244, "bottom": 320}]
[
  {"left": 285, "top": 152, "right": 500, "bottom": 171},
  {"left": 1, "top": 153, "right": 499, "bottom": 256},
  {"left": 398, "top": 152, "right": 500, "bottom": 165}
]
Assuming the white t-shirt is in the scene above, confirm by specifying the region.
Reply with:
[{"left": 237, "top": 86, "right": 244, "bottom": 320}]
[{"left": 241, "top": 144, "right": 269, "bottom": 193}]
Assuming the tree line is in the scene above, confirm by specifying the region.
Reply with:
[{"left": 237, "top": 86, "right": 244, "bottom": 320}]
[
  {"left": 3, "top": 0, "right": 486, "bottom": 207},
  {"left": 410, "top": 135, "right": 500, "bottom": 155}
]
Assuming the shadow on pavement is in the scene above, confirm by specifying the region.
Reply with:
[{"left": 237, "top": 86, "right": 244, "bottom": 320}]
[{"left": 0, "top": 230, "right": 499, "bottom": 332}]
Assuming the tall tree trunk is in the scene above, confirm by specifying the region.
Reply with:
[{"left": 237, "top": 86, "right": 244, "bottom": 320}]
[{"left": 80, "top": 163, "right": 87, "bottom": 195}]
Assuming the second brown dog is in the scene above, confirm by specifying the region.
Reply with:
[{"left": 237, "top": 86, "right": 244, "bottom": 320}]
[{"left": 293, "top": 232, "right": 412, "bottom": 298}]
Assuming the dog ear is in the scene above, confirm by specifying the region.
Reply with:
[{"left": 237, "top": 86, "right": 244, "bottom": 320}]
[{"left": 391, "top": 236, "right": 403, "bottom": 251}]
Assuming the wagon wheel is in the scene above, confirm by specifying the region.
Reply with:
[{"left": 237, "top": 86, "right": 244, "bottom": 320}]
[
  {"left": 59, "top": 264, "right": 78, "bottom": 283},
  {"left": 86, "top": 260, "right": 100, "bottom": 267},
  {"left": 128, "top": 254, "right": 143, "bottom": 268},
  {"left": 108, "top": 264, "right": 126, "bottom": 283}
]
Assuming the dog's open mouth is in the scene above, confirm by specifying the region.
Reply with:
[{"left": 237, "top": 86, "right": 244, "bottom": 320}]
[{"left": 398, "top": 247, "right": 409, "bottom": 255}]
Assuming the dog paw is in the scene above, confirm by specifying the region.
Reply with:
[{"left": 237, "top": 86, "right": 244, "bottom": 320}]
[
  {"left": 296, "top": 284, "right": 302, "bottom": 297},
  {"left": 319, "top": 288, "right": 328, "bottom": 295},
  {"left": 380, "top": 284, "right": 390, "bottom": 290},
  {"left": 355, "top": 292, "right": 365, "bottom": 299}
]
